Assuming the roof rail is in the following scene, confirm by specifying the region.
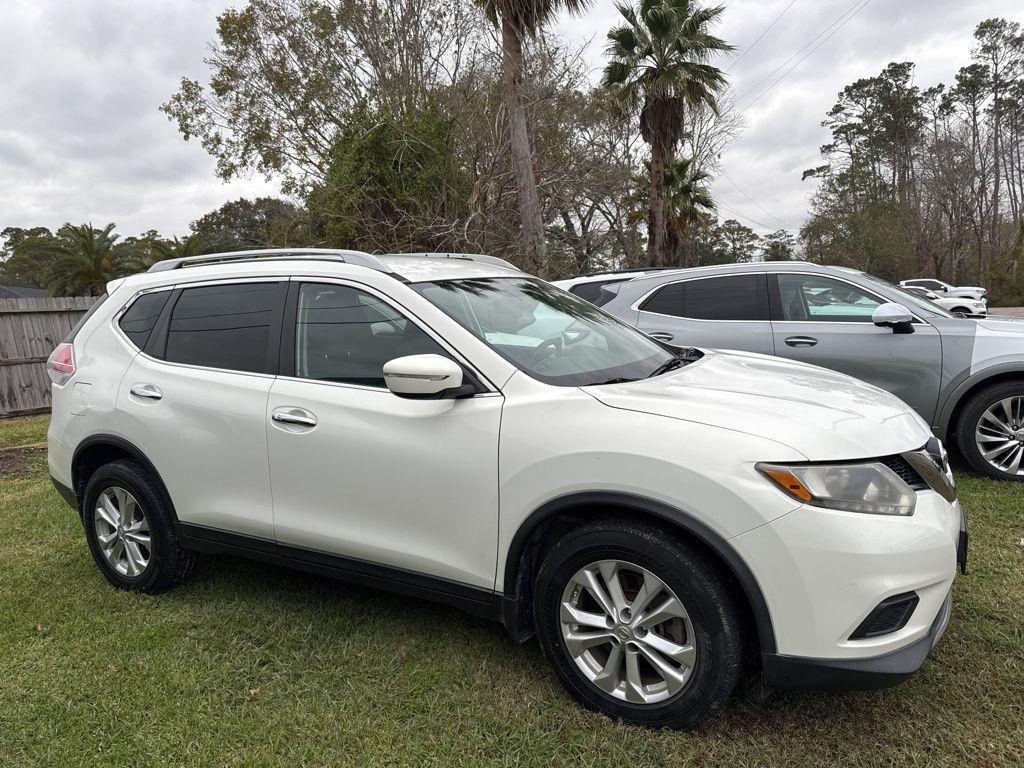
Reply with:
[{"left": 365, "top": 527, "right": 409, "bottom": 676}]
[
  {"left": 388, "top": 252, "right": 520, "bottom": 272},
  {"left": 581, "top": 267, "right": 672, "bottom": 277},
  {"left": 147, "top": 248, "right": 395, "bottom": 274}
]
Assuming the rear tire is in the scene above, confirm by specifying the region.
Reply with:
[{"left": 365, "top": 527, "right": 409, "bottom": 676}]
[
  {"left": 956, "top": 380, "right": 1024, "bottom": 482},
  {"left": 533, "top": 518, "right": 744, "bottom": 730},
  {"left": 81, "top": 460, "right": 195, "bottom": 592}
]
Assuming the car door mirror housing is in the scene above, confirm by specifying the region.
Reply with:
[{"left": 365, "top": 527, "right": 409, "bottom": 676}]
[
  {"left": 872, "top": 303, "right": 915, "bottom": 334},
  {"left": 383, "top": 354, "right": 474, "bottom": 399}
]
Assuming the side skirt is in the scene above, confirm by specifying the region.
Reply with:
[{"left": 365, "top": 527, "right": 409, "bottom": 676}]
[{"left": 177, "top": 523, "right": 506, "bottom": 623}]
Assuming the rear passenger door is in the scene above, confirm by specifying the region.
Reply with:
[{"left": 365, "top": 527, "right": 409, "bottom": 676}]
[
  {"left": 634, "top": 273, "right": 775, "bottom": 354},
  {"left": 116, "top": 280, "right": 285, "bottom": 539}
]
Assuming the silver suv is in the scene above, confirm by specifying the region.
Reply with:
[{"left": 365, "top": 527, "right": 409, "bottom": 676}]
[{"left": 576, "top": 261, "right": 1024, "bottom": 482}]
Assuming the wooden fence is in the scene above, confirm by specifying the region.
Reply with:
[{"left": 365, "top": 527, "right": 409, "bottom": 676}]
[{"left": 0, "top": 297, "right": 98, "bottom": 418}]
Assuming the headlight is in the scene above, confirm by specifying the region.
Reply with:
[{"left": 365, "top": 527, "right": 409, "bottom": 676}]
[{"left": 757, "top": 462, "right": 916, "bottom": 516}]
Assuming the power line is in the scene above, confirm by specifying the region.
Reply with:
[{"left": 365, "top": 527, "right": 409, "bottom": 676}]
[
  {"left": 715, "top": 200, "right": 777, "bottom": 231},
  {"left": 720, "top": 172, "right": 794, "bottom": 229},
  {"left": 740, "top": 0, "right": 872, "bottom": 111},
  {"left": 726, "top": 0, "right": 798, "bottom": 73},
  {"left": 733, "top": 0, "right": 871, "bottom": 106}
]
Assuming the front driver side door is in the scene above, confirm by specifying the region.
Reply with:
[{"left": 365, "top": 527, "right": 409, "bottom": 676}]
[
  {"left": 266, "top": 280, "right": 503, "bottom": 592},
  {"left": 768, "top": 273, "right": 943, "bottom": 421}
]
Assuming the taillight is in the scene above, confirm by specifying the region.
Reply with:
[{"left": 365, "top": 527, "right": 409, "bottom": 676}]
[{"left": 47, "top": 342, "right": 75, "bottom": 385}]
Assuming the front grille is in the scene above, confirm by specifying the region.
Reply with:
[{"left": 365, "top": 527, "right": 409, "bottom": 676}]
[
  {"left": 850, "top": 592, "right": 920, "bottom": 639},
  {"left": 879, "top": 455, "right": 928, "bottom": 490}
]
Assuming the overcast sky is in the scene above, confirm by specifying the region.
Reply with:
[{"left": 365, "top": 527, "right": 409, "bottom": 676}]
[{"left": 0, "top": 0, "right": 1020, "bottom": 240}]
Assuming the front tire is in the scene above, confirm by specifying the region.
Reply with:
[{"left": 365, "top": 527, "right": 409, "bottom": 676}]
[
  {"left": 82, "top": 460, "right": 195, "bottom": 592},
  {"left": 956, "top": 381, "right": 1024, "bottom": 481},
  {"left": 533, "top": 519, "right": 744, "bottom": 730}
]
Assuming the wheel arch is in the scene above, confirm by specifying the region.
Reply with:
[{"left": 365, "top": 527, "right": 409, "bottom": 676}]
[
  {"left": 938, "top": 365, "right": 1024, "bottom": 444},
  {"left": 502, "top": 491, "right": 777, "bottom": 654},
  {"left": 71, "top": 435, "right": 178, "bottom": 525}
]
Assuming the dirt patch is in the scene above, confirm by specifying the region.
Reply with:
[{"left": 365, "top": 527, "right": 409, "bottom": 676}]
[
  {"left": 0, "top": 445, "right": 45, "bottom": 478},
  {"left": 990, "top": 307, "right": 1024, "bottom": 317}
]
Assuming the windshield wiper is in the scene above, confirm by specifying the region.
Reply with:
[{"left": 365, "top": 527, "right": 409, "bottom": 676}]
[
  {"left": 647, "top": 354, "right": 696, "bottom": 380},
  {"left": 591, "top": 377, "right": 635, "bottom": 386},
  {"left": 647, "top": 356, "right": 686, "bottom": 378}
]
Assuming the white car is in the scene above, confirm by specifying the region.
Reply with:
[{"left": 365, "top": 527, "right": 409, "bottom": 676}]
[
  {"left": 550, "top": 268, "right": 666, "bottom": 304},
  {"left": 901, "top": 278, "right": 986, "bottom": 303},
  {"left": 47, "top": 249, "right": 966, "bottom": 730},
  {"left": 901, "top": 285, "right": 988, "bottom": 317}
]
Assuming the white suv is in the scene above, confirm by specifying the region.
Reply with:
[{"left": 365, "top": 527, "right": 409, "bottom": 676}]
[
  {"left": 900, "top": 278, "right": 986, "bottom": 303},
  {"left": 47, "top": 249, "right": 967, "bottom": 729}
]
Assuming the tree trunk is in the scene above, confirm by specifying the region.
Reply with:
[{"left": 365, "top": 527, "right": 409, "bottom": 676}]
[
  {"left": 647, "top": 142, "right": 667, "bottom": 267},
  {"left": 500, "top": 18, "right": 548, "bottom": 278}
]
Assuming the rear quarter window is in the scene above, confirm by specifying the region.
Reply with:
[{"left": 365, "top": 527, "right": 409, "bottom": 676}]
[{"left": 117, "top": 291, "right": 171, "bottom": 349}]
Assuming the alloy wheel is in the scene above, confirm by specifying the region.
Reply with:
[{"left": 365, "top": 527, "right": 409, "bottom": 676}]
[
  {"left": 975, "top": 396, "right": 1024, "bottom": 476},
  {"left": 559, "top": 559, "right": 697, "bottom": 705},
  {"left": 93, "top": 486, "right": 151, "bottom": 577}
]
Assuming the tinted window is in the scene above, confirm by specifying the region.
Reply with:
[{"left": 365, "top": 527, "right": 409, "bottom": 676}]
[
  {"left": 777, "top": 275, "right": 883, "bottom": 322},
  {"left": 295, "top": 283, "right": 446, "bottom": 387},
  {"left": 569, "top": 278, "right": 629, "bottom": 305},
  {"left": 682, "top": 275, "right": 767, "bottom": 320},
  {"left": 164, "top": 283, "right": 279, "bottom": 373},
  {"left": 640, "top": 276, "right": 767, "bottom": 321},
  {"left": 118, "top": 291, "right": 170, "bottom": 349},
  {"left": 639, "top": 281, "right": 684, "bottom": 315}
]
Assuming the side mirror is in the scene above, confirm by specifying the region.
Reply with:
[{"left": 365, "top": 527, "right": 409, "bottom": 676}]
[
  {"left": 383, "top": 354, "right": 474, "bottom": 399},
  {"left": 873, "top": 303, "right": 914, "bottom": 334}
]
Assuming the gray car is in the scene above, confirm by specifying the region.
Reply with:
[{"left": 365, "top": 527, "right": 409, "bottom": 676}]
[{"left": 566, "top": 261, "right": 1024, "bottom": 482}]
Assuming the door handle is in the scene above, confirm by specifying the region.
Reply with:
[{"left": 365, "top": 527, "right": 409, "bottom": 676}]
[
  {"left": 271, "top": 409, "right": 318, "bottom": 428},
  {"left": 649, "top": 332, "right": 675, "bottom": 342},
  {"left": 129, "top": 383, "right": 162, "bottom": 400},
  {"left": 784, "top": 336, "right": 819, "bottom": 348}
]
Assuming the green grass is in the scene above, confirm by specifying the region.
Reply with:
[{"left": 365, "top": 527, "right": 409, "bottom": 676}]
[
  {"left": 1, "top": 416, "right": 1021, "bottom": 767},
  {"left": 0, "top": 414, "right": 50, "bottom": 449}
]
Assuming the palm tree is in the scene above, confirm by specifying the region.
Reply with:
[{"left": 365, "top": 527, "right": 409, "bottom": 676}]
[
  {"left": 663, "top": 157, "right": 715, "bottom": 266},
  {"left": 44, "top": 223, "right": 128, "bottom": 296},
  {"left": 602, "top": 0, "right": 732, "bottom": 267},
  {"left": 155, "top": 234, "right": 206, "bottom": 260},
  {"left": 475, "top": 0, "right": 591, "bottom": 279}
]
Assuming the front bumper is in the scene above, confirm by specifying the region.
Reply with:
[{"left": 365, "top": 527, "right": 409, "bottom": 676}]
[
  {"left": 732, "top": 488, "right": 963, "bottom": 664},
  {"left": 762, "top": 589, "right": 952, "bottom": 690}
]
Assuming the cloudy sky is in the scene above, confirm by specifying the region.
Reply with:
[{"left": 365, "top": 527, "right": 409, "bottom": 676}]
[{"left": 0, "top": 0, "right": 1020, "bottom": 239}]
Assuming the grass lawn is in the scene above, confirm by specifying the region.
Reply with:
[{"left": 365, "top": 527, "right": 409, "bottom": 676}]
[{"left": 1, "top": 416, "right": 1021, "bottom": 767}]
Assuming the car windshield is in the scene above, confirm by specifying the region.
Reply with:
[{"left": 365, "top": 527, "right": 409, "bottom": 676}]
[
  {"left": 858, "top": 273, "right": 955, "bottom": 318},
  {"left": 414, "top": 277, "right": 685, "bottom": 386}
]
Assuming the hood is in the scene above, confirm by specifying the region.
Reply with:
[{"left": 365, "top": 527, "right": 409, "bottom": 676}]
[
  {"left": 975, "top": 315, "right": 1024, "bottom": 332},
  {"left": 585, "top": 349, "right": 931, "bottom": 461},
  {"left": 948, "top": 286, "right": 985, "bottom": 296}
]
